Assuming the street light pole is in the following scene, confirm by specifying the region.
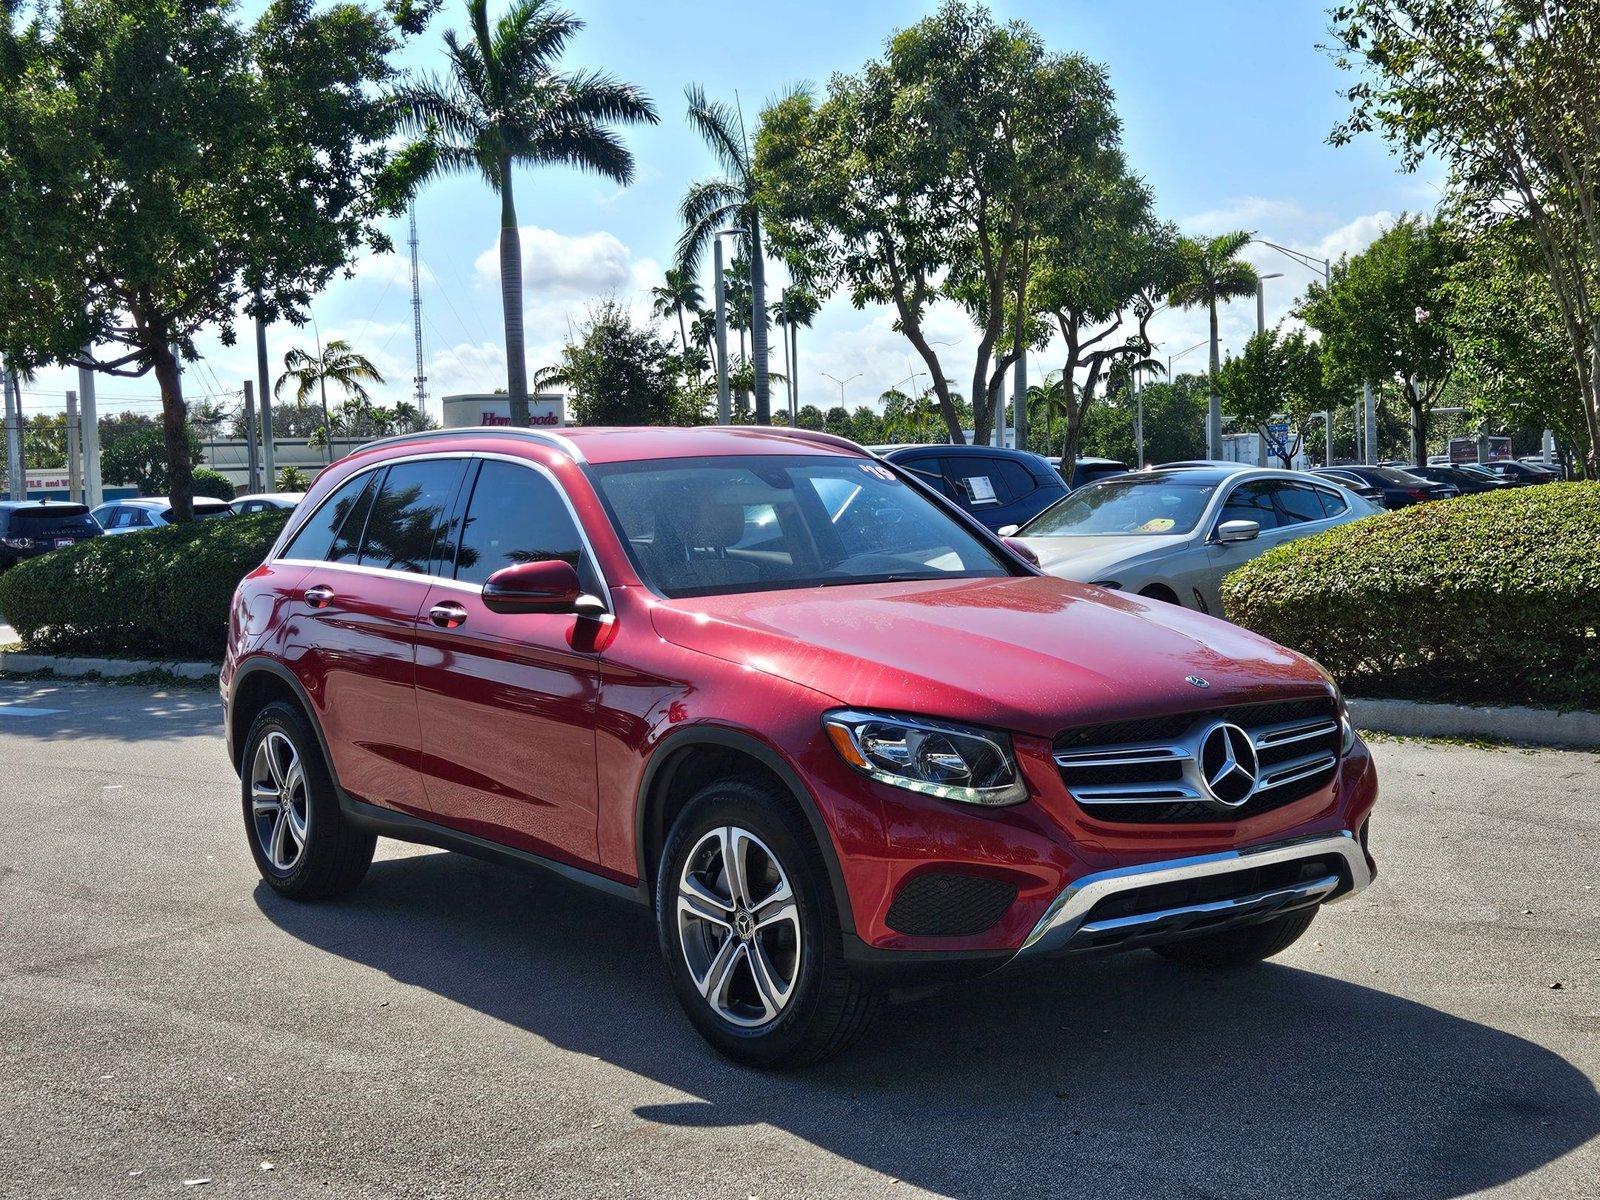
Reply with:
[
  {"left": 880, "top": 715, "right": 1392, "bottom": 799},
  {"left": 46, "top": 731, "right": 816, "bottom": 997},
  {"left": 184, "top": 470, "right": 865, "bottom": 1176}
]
[
  {"left": 712, "top": 228, "right": 745, "bottom": 426},
  {"left": 821, "top": 372, "right": 860, "bottom": 413},
  {"left": 1255, "top": 273, "right": 1284, "bottom": 335}
]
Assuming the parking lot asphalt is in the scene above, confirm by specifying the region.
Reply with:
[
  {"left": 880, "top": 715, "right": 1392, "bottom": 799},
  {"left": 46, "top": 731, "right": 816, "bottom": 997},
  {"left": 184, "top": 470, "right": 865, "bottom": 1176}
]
[{"left": 0, "top": 679, "right": 1596, "bottom": 1199}]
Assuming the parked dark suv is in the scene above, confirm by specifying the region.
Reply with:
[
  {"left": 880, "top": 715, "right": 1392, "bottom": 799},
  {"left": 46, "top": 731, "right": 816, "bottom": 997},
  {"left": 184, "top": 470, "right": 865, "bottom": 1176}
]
[
  {"left": 223, "top": 426, "right": 1378, "bottom": 1065},
  {"left": 0, "top": 501, "right": 102, "bottom": 570},
  {"left": 876, "top": 443, "right": 1069, "bottom": 532}
]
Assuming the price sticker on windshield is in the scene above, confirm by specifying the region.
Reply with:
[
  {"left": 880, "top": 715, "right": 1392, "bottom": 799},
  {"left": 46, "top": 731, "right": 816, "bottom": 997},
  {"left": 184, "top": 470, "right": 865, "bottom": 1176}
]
[{"left": 859, "top": 463, "right": 897, "bottom": 482}]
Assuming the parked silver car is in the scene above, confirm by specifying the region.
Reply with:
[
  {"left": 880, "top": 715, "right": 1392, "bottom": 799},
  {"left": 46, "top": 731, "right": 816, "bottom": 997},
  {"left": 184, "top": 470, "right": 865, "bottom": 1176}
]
[
  {"left": 230, "top": 492, "right": 304, "bottom": 515},
  {"left": 91, "top": 496, "right": 234, "bottom": 534},
  {"left": 1006, "top": 464, "right": 1379, "bottom": 615}
]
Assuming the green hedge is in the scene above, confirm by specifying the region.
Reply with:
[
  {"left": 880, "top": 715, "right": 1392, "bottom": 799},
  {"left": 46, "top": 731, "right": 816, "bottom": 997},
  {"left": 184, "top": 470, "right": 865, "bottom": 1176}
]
[
  {"left": 0, "top": 510, "right": 289, "bottom": 660},
  {"left": 1223, "top": 483, "right": 1600, "bottom": 708}
]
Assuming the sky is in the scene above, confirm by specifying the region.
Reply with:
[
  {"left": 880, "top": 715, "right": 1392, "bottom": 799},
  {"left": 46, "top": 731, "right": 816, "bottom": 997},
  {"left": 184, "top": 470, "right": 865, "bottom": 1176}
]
[{"left": 17, "top": 0, "right": 1446, "bottom": 428}]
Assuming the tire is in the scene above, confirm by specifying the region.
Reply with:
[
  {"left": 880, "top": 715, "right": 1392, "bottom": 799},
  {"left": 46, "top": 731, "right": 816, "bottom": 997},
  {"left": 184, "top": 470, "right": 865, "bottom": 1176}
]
[
  {"left": 240, "top": 700, "right": 375, "bottom": 900},
  {"left": 1153, "top": 907, "right": 1318, "bottom": 968},
  {"left": 655, "top": 777, "right": 880, "bottom": 1068}
]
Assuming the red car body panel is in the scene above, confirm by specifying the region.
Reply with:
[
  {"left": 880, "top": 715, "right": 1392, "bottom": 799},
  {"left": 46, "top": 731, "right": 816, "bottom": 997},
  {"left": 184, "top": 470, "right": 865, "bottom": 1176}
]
[{"left": 223, "top": 426, "right": 1378, "bottom": 960}]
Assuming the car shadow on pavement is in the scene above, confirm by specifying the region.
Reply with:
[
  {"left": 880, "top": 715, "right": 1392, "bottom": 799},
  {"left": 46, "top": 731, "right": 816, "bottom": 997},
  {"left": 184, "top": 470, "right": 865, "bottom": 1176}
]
[{"left": 257, "top": 851, "right": 1600, "bottom": 1200}]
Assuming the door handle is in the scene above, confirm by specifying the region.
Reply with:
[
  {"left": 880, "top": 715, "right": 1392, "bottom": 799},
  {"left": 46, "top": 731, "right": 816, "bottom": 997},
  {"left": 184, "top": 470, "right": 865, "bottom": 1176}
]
[
  {"left": 304, "top": 584, "right": 335, "bottom": 609},
  {"left": 429, "top": 601, "right": 468, "bottom": 630}
]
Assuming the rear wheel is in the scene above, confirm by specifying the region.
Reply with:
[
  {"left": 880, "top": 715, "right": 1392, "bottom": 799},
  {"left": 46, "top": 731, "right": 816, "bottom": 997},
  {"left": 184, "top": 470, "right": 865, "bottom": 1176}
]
[
  {"left": 240, "top": 701, "right": 374, "bottom": 900},
  {"left": 1153, "top": 907, "right": 1318, "bottom": 968},
  {"left": 656, "top": 778, "right": 879, "bottom": 1067}
]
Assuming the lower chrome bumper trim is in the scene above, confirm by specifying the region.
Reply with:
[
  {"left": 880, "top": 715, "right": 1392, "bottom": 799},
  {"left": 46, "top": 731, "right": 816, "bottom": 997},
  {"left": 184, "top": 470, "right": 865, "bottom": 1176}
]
[{"left": 1016, "top": 830, "right": 1373, "bottom": 958}]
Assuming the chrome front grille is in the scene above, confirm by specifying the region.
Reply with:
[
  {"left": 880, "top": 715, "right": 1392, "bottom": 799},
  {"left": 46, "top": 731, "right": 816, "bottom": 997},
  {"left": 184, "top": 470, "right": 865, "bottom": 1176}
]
[{"left": 1054, "top": 697, "right": 1340, "bottom": 823}]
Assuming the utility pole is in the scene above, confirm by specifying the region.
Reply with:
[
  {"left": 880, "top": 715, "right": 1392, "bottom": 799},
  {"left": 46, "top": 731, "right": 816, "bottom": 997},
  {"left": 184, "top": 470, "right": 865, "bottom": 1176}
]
[
  {"left": 1135, "top": 375, "right": 1145, "bottom": 468},
  {"left": 65, "top": 390, "right": 83, "bottom": 501},
  {"left": 243, "top": 381, "right": 261, "bottom": 494},
  {"left": 1363, "top": 381, "right": 1377, "bottom": 465},
  {"left": 713, "top": 235, "right": 731, "bottom": 425},
  {"left": 254, "top": 297, "right": 274, "bottom": 488},
  {"left": 3, "top": 367, "right": 23, "bottom": 501},
  {"left": 1320, "top": 410, "right": 1333, "bottom": 467},
  {"left": 408, "top": 204, "right": 427, "bottom": 413},
  {"left": 76, "top": 357, "right": 102, "bottom": 508},
  {"left": 1012, "top": 350, "right": 1026, "bottom": 452}
]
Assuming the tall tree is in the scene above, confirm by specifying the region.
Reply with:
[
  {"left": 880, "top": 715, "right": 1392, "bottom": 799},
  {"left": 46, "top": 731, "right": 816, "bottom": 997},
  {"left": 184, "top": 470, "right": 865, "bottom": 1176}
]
[
  {"left": 1300, "top": 215, "right": 1461, "bottom": 467},
  {"left": 1168, "top": 230, "right": 1260, "bottom": 459},
  {"left": 395, "top": 0, "right": 657, "bottom": 428},
  {"left": 756, "top": 1, "right": 1122, "bottom": 444},
  {"left": 677, "top": 85, "right": 773, "bottom": 423},
  {"left": 1329, "top": 0, "right": 1600, "bottom": 474},
  {"left": 650, "top": 267, "right": 703, "bottom": 355},
  {"left": 0, "top": 0, "right": 426, "bottom": 520},
  {"left": 1214, "top": 329, "right": 1333, "bottom": 468},
  {"left": 770, "top": 287, "right": 820, "bottom": 424},
  {"left": 274, "top": 339, "right": 387, "bottom": 458},
  {"left": 557, "top": 301, "right": 704, "bottom": 427}
]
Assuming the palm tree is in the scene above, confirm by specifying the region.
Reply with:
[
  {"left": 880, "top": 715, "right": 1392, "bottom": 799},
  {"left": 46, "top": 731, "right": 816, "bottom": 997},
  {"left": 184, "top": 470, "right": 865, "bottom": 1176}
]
[
  {"left": 770, "top": 287, "right": 821, "bottom": 426},
  {"left": 677, "top": 84, "right": 773, "bottom": 424},
  {"left": 651, "top": 268, "right": 703, "bottom": 355},
  {"left": 275, "top": 340, "right": 385, "bottom": 462},
  {"left": 1169, "top": 230, "right": 1259, "bottom": 458},
  {"left": 1026, "top": 371, "right": 1075, "bottom": 461},
  {"left": 396, "top": 0, "right": 657, "bottom": 428}
]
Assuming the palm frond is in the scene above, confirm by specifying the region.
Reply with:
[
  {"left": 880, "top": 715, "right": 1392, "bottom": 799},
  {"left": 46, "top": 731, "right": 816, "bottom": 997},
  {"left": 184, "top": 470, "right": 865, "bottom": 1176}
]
[
  {"left": 546, "top": 69, "right": 659, "bottom": 127},
  {"left": 684, "top": 82, "right": 749, "bottom": 181},
  {"left": 495, "top": 0, "right": 581, "bottom": 81},
  {"left": 676, "top": 177, "right": 743, "bottom": 273},
  {"left": 526, "top": 119, "right": 635, "bottom": 183}
]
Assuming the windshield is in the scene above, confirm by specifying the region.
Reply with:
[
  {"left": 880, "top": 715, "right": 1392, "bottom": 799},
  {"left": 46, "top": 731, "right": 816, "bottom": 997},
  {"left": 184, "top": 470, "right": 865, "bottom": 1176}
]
[
  {"left": 590, "top": 454, "right": 1011, "bottom": 598},
  {"left": 1019, "top": 476, "right": 1217, "bottom": 537}
]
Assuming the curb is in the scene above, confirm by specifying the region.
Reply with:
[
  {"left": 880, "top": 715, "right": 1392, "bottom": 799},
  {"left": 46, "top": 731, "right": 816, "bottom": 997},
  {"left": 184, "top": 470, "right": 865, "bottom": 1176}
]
[
  {"left": 1349, "top": 697, "right": 1600, "bottom": 750},
  {"left": 0, "top": 650, "right": 218, "bottom": 681}
]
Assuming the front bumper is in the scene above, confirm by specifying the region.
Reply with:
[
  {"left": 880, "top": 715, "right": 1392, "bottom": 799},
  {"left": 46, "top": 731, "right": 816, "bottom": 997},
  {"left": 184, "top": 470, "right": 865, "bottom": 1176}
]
[{"left": 1015, "top": 828, "right": 1374, "bottom": 958}]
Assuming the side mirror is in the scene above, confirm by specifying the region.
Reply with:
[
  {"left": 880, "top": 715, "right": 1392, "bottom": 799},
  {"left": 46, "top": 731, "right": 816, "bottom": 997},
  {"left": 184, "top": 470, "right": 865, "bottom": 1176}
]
[
  {"left": 1214, "top": 519, "right": 1261, "bottom": 544},
  {"left": 1002, "top": 536, "right": 1039, "bottom": 567},
  {"left": 997, "top": 524, "right": 1020, "bottom": 537},
  {"left": 482, "top": 559, "right": 593, "bottom": 614}
]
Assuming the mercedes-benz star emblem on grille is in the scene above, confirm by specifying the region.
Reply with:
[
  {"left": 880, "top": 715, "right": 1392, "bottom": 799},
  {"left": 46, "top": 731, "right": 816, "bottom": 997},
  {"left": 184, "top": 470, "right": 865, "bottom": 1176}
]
[
  {"left": 1186, "top": 675, "right": 1210, "bottom": 688},
  {"left": 1199, "top": 721, "right": 1259, "bottom": 807}
]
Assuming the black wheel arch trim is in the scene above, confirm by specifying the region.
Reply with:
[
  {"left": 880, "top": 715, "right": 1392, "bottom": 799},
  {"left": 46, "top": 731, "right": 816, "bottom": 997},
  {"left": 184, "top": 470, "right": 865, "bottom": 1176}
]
[
  {"left": 227, "top": 658, "right": 333, "bottom": 776},
  {"left": 633, "top": 724, "right": 859, "bottom": 938}
]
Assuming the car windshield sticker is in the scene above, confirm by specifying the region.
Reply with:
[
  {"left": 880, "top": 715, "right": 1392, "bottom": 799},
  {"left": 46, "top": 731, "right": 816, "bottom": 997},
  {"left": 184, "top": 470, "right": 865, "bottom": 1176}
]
[
  {"left": 859, "top": 463, "right": 897, "bottom": 482},
  {"left": 1138, "top": 517, "right": 1176, "bottom": 532},
  {"left": 965, "top": 475, "right": 997, "bottom": 502}
]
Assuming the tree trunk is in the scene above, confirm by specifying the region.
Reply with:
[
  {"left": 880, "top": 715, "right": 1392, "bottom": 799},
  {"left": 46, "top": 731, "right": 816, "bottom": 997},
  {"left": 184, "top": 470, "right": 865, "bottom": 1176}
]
[
  {"left": 1406, "top": 377, "right": 1425, "bottom": 467},
  {"left": 1207, "top": 298, "right": 1222, "bottom": 459},
  {"left": 151, "top": 343, "right": 193, "bottom": 523},
  {"left": 318, "top": 373, "right": 334, "bottom": 463},
  {"left": 790, "top": 323, "right": 799, "bottom": 426},
  {"left": 750, "top": 223, "right": 770, "bottom": 425},
  {"left": 499, "top": 163, "right": 530, "bottom": 428},
  {"left": 677, "top": 306, "right": 689, "bottom": 356}
]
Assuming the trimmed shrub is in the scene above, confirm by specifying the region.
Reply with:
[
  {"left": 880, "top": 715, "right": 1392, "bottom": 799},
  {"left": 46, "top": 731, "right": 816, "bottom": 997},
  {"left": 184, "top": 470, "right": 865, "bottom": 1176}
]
[
  {"left": 0, "top": 510, "right": 289, "bottom": 660},
  {"left": 1222, "top": 483, "right": 1600, "bottom": 708},
  {"left": 193, "top": 467, "right": 237, "bottom": 500}
]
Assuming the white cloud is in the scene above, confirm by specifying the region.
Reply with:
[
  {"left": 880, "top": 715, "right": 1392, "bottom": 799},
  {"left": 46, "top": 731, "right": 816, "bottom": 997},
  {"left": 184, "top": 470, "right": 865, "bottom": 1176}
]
[
  {"left": 476, "top": 226, "right": 641, "bottom": 297},
  {"left": 1317, "top": 211, "right": 1394, "bottom": 263},
  {"left": 1178, "top": 197, "right": 1316, "bottom": 237}
]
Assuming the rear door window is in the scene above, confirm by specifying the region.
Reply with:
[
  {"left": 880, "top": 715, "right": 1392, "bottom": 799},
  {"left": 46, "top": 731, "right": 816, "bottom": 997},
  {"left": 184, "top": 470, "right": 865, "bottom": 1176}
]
[
  {"left": 356, "top": 458, "right": 466, "bottom": 575},
  {"left": 942, "top": 457, "right": 1011, "bottom": 506},
  {"left": 1271, "top": 483, "right": 1326, "bottom": 526},
  {"left": 993, "top": 458, "right": 1038, "bottom": 501},
  {"left": 283, "top": 471, "right": 377, "bottom": 563},
  {"left": 1314, "top": 487, "right": 1349, "bottom": 518}
]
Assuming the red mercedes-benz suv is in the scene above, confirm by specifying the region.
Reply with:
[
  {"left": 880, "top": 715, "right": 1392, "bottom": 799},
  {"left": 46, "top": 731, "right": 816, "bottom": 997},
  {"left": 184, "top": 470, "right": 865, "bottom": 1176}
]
[{"left": 222, "top": 426, "right": 1377, "bottom": 1065}]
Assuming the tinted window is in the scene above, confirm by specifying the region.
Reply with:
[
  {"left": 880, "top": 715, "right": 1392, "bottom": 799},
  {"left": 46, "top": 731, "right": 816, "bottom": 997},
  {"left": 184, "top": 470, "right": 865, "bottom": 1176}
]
[
  {"left": 943, "top": 457, "right": 1011, "bottom": 506},
  {"left": 12, "top": 507, "right": 98, "bottom": 536},
  {"left": 1314, "top": 487, "right": 1349, "bottom": 518},
  {"left": 1272, "top": 483, "right": 1325, "bottom": 526},
  {"left": 283, "top": 472, "right": 376, "bottom": 563},
  {"left": 1219, "top": 481, "right": 1282, "bottom": 530},
  {"left": 892, "top": 455, "right": 951, "bottom": 496},
  {"left": 356, "top": 459, "right": 464, "bottom": 575},
  {"left": 455, "top": 461, "right": 585, "bottom": 587},
  {"left": 593, "top": 454, "right": 1009, "bottom": 598}
]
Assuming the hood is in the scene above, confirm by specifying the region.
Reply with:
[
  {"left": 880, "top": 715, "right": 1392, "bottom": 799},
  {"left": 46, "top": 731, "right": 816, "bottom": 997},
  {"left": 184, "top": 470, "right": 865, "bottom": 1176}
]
[
  {"left": 1014, "top": 533, "right": 1189, "bottom": 582},
  {"left": 648, "top": 575, "right": 1330, "bottom": 740}
]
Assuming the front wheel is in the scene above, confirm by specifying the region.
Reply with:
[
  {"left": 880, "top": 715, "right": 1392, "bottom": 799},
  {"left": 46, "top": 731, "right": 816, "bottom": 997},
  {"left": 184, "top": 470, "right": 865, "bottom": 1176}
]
[
  {"left": 656, "top": 779, "right": 879, "bottom": 1067},
  {"left": 1153, "top": 907, "right": 1318, "bottom": 968}
]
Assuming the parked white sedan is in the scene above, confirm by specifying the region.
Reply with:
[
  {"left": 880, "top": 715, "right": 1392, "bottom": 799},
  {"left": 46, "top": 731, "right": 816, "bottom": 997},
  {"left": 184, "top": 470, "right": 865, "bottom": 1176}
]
[
  {"left": 1006, "top": 464, "right": 1379, "bottom": 615},
  {"left": 91, "top": 496, "right": 234, "bottom": 534}
]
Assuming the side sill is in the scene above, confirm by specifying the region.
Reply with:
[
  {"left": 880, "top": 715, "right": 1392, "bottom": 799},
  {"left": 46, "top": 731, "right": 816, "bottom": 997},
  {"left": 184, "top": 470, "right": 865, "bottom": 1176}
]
[{"left": 338, "top": 791, "right": 649, "bottom": 907}]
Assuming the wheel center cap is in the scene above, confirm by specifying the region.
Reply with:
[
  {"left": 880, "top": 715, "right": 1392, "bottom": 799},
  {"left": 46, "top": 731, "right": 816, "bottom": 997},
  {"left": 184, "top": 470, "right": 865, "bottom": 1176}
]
[{"left": 733, "top": 908, "right": 755, "bottom": 940}]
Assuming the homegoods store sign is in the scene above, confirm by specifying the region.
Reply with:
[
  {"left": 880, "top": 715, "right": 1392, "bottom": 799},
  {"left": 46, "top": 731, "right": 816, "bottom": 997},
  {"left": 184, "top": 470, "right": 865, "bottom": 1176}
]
[{"left": 441, "top": 393, "right": 565, "bottom": 428}]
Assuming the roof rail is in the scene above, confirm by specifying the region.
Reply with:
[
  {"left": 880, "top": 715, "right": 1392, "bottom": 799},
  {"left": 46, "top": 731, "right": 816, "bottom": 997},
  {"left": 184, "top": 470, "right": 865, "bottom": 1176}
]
[
  {"left": 702, "top": 425, "right": 869, "bottom": 454},
  {"left": 356, "top": 426, "right": 585, "bottom": 462}
]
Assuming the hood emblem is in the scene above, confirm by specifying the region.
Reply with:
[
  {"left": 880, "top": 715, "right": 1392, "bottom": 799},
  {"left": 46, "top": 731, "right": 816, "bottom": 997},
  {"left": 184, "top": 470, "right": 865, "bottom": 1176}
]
[
  {"left": 1185, "top": 675, "right": 1210, "bottom": 689},
  {"left": 1200, "top": 722, "right": 1259, "bottom": 807}
]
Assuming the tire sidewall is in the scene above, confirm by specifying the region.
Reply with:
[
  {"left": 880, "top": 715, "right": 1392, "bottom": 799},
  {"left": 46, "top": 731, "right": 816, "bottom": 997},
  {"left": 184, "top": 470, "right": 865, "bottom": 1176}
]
[{"left": 655, "top": 782, "right": 835, "bottom": 1067}]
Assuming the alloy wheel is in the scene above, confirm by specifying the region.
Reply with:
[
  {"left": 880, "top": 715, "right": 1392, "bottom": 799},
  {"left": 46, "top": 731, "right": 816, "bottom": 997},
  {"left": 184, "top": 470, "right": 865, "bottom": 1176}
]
[
  {"left": 250, "top": 730, "right": 309, "bottom": 872},
  {"left": 676, "top": 825, "right": 802, "bottom": 1028}
]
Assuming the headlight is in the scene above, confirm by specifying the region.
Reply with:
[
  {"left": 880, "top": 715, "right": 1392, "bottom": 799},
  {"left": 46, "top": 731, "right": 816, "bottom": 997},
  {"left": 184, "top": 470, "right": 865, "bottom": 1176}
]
[
  {"left": 822, "top": 709, "right": 1027, "bottom": 807},
  {"left": 1, "top": 536, "right": 36, "bottom": 550}
]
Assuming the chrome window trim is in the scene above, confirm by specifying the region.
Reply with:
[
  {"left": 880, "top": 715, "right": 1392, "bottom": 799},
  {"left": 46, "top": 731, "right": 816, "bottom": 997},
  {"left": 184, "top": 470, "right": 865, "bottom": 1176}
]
[
  {"left": 276, "top": 449, "right": 611, "bottom": 613},
  {"left": 1016, "top": 830, "right": 1372, "bottom": 957}
]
